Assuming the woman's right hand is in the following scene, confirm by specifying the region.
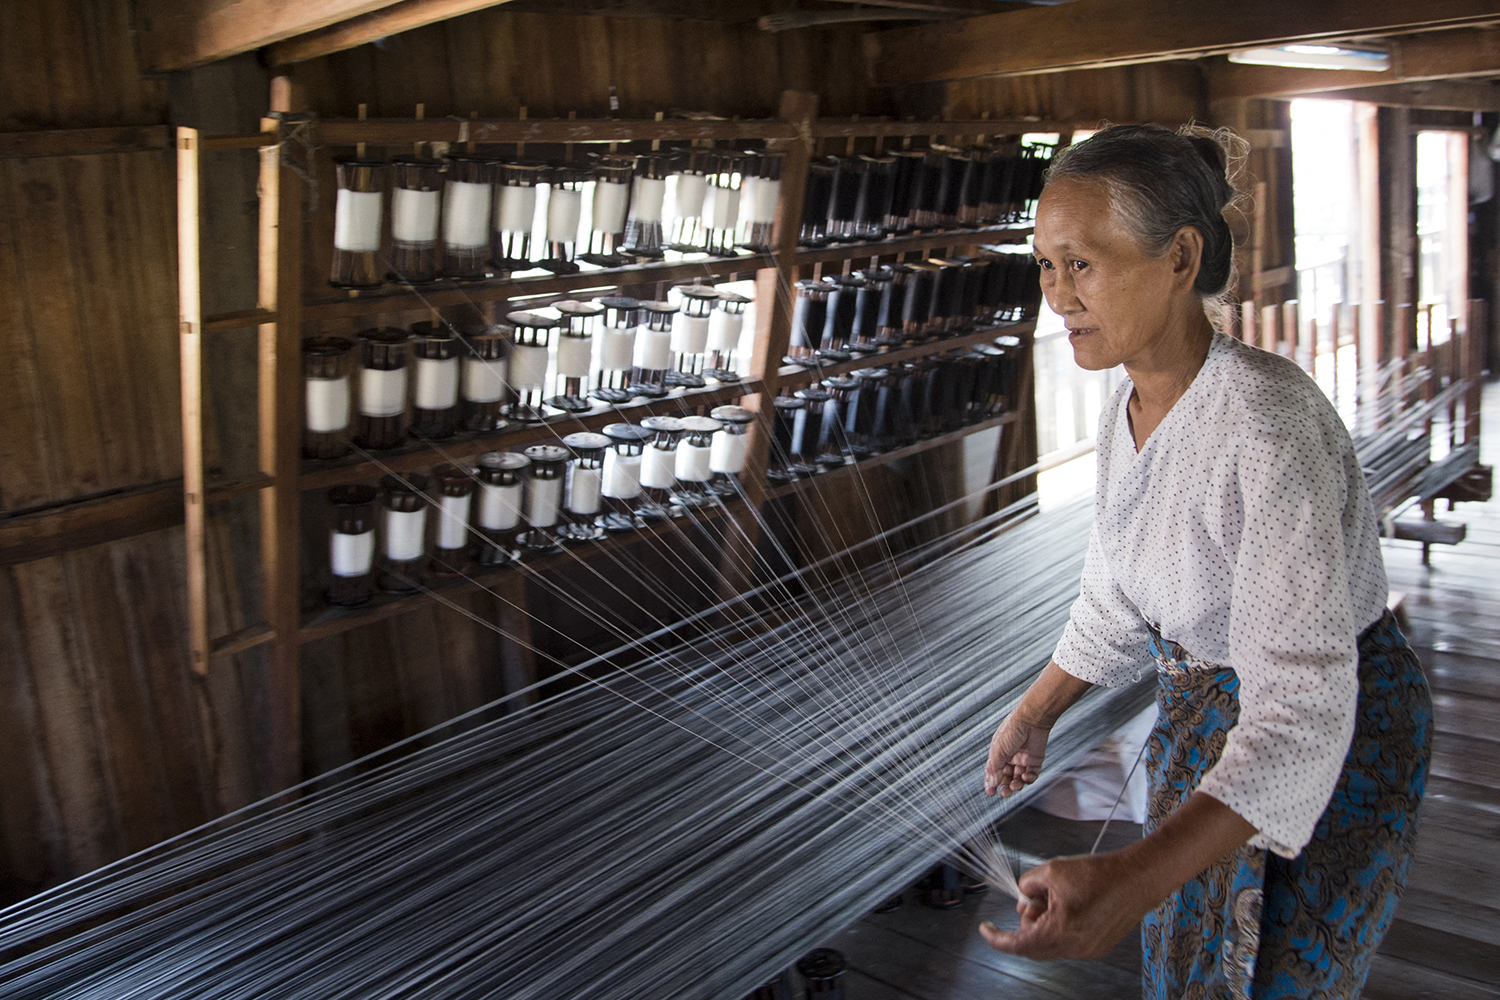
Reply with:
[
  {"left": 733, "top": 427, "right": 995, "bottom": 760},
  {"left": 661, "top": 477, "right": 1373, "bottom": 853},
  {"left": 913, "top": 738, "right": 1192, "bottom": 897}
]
[{"left": 984, "top": 711, "right": 1052, "bottom": 797}]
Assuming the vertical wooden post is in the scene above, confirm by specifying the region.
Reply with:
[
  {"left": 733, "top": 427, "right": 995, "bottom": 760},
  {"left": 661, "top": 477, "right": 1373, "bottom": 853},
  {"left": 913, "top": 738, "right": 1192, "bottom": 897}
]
[
  {"left": 715, "top": 90, "right": 818, "bottom": 602},
  {"left": 260, "top": 89, "right": 305, "bottom": 792},
  {"left": 177, "top": 127, "right": 209, "bottom": 677},
  {"left": 1260, "top": 303, "right": 1279, "bottom": 355},
  {"left": 1281, "top": 299, "right": 1299, "bottom": 366},
  {"left": 1241, "top": 300, "right": 1257, "bottom": 346}
]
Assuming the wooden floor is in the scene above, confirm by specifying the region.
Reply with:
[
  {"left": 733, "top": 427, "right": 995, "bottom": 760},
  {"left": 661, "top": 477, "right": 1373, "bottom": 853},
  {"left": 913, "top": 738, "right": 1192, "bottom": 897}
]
[{"left": 817, "top": 382, "right": 1500, "bottom": 999}]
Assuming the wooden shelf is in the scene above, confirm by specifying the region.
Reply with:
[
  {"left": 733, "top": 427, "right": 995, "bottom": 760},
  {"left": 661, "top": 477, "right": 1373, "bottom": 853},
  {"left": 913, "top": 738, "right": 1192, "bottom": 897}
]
[
  {"left": 777, "top": 318, "right": 1037, "bottom": 390},
  {"left": 299, "top": 378, "right": 761, "bottom": 492},
  {"left": 297, "top": 494, "right": 744, "bottom": 644},
  {"left": 792, "top": 226, "right": 1033, "bottom": 270},
  {"left": 764, "top": 412, "right": 1019, "bottom": 501}
]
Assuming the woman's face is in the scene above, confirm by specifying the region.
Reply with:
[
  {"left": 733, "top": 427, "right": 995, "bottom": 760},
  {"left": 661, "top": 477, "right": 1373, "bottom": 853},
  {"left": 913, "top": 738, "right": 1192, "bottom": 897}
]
[{"left": 1032, "top": 176, "right": 1194, "bottom": 372}]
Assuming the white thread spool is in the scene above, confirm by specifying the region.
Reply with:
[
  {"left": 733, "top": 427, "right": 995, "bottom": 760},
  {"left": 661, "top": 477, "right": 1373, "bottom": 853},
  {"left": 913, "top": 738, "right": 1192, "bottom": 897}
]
[
  {"left": 443, "top": 180, "right": 491, "bottom": 250},
  {"left": 675, "top": 443, "right": 712, "bottom": 483},
  {"left": 748, "top": 176, "right": 780, "bottom": 224},
  {"left": 360, "top": 367, "right": 408, "bottom": 418},
  {"left": 463, "top": 356, "right": 507, "bottom": 404},
  {"left": 602, "top": 451, "right": 642, "bottom": 498},
  {"left": 477, "top": 482, "right": 523, "bottom": 530},
  {"left": 634, "top": 327, "right": 672, "bottom": 370},
  {"left": 305, "top": 376, "right": 351, "bottom": 433},
  {"left": 670, "top": 314, "right": 711, "bottom": 355},
  {"left": 414, "top": 356, "right": 459, "bottom": 410},
  {"left": 333, "top": 189, "right": 382, "bottom": 252},
  {"left": 707, "top": 309, "right": 744, "bottom": 353},
  {"left": 392, "top": 187, "right": 441, "bottom": 244},
  {"left": 598, "top": 327, "right": 636, "bottom": 370},
  {"left": 508, "top": 343, "right": 549, "bottom": 390},
  {"left": 674, "top": 173, "right": 707, "bottom": 218},
  {"left": 706, "top": 184, "right": 740, "bottom": 230},
  {"left": 709, "top": 432, "right": 748, "bottom": 474},
  {"left": 631, "top": 176, "right": 666, "bottom": 222},
  {"left": 330, "top": 530, "right": 375, "bottom": 577},
  {"left": 640, "top": 446, "right": 677, "bottom": 490},
  {"left": 436, "top": 493, "right": 471, "bottom": 550},
  {"left": 525, "top": 476, "right": 564, "bottom": 528},
  {"left": 592, "top": 181, "right": 630, "bottom": 233},
  {"left": 546, "top": 187, "right": 583, "bottom": 243},
  {"left": 568, "top": 466, "right": 603, "bottom": 515},
  {"left": 384, "top": 508, "right": 427, "bottom": 561},
  {"left": 495, "top": 183, "right": 537, "bottom": 232},
  {"left": 555, "top": 336, "right": 593, "bottom": 378}
]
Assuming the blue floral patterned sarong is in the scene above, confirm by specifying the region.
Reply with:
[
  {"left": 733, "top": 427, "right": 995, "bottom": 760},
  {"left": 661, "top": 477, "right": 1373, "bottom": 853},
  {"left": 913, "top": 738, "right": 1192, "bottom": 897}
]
[{"left": 1140, "top": 610, "right": 1431, "bottom": 999}]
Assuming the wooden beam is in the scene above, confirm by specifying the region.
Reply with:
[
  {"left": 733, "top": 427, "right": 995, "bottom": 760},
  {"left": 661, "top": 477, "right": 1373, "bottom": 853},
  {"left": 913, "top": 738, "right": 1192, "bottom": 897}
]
[
  {"left": 265, "top": 0, "right": 518, "bottom": 66},
  {"left": 177, "top": 127, "right": 210, "bottom": 677},
  {"left": 1204, "top": 29, "right": 1500, "bottom": 100},
  {"left": 134, "top": 0, "right": 402, "bottom": 71},
  {"left": 865, "top": 0, "right": 1500, "bottom": 85},
  {"left": 0, "top": 125, "right": 172, "bottom": 159},
  {"left": 1302, "top": 81, "right": 1500, "bottom": 111},
  {"left": 0, "top": 482, "right": 180, "bottom": 567}
]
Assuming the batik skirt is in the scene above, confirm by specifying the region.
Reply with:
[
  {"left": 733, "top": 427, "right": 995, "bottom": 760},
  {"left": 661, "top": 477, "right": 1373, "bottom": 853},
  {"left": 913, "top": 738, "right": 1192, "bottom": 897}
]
[{"left": 1140, "top": 610, "right": 1432, "bottom": 1000}]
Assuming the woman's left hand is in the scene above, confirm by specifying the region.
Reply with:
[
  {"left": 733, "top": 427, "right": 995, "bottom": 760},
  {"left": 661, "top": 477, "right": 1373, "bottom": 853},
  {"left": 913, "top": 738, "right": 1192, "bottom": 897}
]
[{"left": 978, "top": 853, "right": 1146, "bottom": 961}]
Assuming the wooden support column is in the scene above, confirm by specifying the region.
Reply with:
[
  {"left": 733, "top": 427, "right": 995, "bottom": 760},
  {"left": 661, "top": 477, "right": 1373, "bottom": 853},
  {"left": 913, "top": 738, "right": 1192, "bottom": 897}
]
[
  {"left": 714, "top": 90, "right": 818, "bottom": 605},
  {"left": 1379, "top": 107, "right": 1418, "bottom": 363},
  {"left": 260, "top": 90, "right": 305, "bottom": 792},
  {"left": 177, "top": 127, "right": 210, "bottom": 676}
]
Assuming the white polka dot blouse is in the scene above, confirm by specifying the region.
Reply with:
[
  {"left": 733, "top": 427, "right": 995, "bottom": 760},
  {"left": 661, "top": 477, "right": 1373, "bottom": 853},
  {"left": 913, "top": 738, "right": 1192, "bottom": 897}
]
[{"left": 1052, "top": 331, "right": 1389, "bottom": 858}]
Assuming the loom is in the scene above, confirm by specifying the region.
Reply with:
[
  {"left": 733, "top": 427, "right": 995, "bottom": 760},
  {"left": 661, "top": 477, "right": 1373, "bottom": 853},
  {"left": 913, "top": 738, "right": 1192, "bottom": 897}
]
[{"left": 0, "top": 492, "right": 1155, "bottom": 999}]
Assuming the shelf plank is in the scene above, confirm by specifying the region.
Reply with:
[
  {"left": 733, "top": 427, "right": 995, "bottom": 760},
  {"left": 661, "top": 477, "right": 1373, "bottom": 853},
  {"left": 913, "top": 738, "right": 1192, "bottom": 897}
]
[
  {"left": 791, "top": 225, "right": 1033, "bottom": 270},
  {"left": 315, "top": 117, "right": 798, "bottom": 147},
  {"left": 210, "top": 622, "right": 277, "bottom": 657},
  {"left": 777, "top": 318, "right": 1037, "bottom": 390},
  {"left": 0, "top": 124, "right": 173, "bottom": 159},
  {"left": 204, "top": 307, "right": 277, "bottom": 332},
  {"left": 298, "top": 379, "right": 762, "bottom": 492},
  {"left": 301, "top": 254, "right": 773, "bottom": 323},
  {"left": 763, "top": 412, "right": 1019, "bottom": 501},
  {"left": 297, "top": 496, "right": 741, "bottom": 644},
  {"left": 809, "top": 119, "right": 1063, "bottom": 139}
]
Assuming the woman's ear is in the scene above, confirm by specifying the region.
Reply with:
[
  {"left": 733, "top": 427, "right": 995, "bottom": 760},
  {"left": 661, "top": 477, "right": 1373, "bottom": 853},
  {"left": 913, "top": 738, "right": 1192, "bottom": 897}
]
[{"left": 1171, "top": 226, "right": 1204, "bottom": 289}]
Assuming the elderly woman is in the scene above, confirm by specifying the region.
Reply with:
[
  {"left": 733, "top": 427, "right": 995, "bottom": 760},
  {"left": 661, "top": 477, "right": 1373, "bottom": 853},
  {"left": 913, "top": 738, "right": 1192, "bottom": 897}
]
[{"left": 980, "top": 124, "right": 1432, "bottom": 998}]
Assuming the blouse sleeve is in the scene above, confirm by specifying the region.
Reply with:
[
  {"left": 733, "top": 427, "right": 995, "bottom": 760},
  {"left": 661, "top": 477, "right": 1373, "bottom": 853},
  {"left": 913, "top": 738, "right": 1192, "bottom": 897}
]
[
  {"left": 1195, "top": 404, "right": 1361, "bottom": 858},
  {"left": 1052, "top": 520, "right": 1154, "bottom": 687}
]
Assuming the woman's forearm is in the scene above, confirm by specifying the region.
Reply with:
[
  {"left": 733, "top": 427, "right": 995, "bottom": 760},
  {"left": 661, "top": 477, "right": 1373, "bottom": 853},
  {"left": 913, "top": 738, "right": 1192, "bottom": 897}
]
[{"left": 1017, "top": 662, "right": 1094, "bottom": 726}]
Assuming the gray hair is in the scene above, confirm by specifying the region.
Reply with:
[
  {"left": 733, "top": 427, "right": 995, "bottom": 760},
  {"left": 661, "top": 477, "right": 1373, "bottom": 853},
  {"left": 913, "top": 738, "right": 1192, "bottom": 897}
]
[{"left": 1045, "top": 124, "right": 1247, "bottom": 315}]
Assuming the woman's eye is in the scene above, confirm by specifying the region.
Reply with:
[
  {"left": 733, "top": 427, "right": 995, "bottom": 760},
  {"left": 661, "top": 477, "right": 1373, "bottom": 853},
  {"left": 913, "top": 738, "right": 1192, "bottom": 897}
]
[
  {"left": 1070, "top": 259, "right": 1088, "bottom": 271},
  {"left": 1036, "top": 258, "right": 1053, "bottom": 270}
]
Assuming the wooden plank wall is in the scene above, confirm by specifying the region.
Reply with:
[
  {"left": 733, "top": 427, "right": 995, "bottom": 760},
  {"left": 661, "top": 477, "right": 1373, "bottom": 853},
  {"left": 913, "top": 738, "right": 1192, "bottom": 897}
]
[{"left": 941, "top": 62, "right": 1209, "bottom": 127}]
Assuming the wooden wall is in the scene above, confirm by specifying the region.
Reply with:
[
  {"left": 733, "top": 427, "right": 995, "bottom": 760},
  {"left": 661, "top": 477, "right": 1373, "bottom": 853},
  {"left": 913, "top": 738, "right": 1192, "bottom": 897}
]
[{"left": 941, "top": 62, "right": 1209, "bottom": 128}]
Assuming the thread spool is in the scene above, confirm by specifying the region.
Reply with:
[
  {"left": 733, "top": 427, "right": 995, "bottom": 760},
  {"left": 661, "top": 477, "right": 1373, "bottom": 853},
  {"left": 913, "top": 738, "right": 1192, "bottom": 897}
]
[
  {"left": 854, "top": 154, "right": 895, "bottom": 240},
  {"left": 540, "top": 166, "right": 586, "bottom": 274},
  {"left": 792, "top": 386, "right": 834, "bottom": 472},
  {"left": 909, "top": 150, "right": 945, "bottom": 230},
  {"left": 473, "top": 451, "right": 529, "bottom": 566},
  {"left": 800, "top": 159, "right": 836, "bottom": 247},
  {"left": 826, "top": 156, "right": 864, "bottom": 242},
  {"left": 592, "top": 296, "right": 640, "bottom": 404},
  {"left": 631, "top": 301, "right": 677, "bottom": 398},
  {"left": 558, "top": 432, "right": 611, "bottom": 542},
  {"left": 442, "top": 155, "right": 493, "bottom": 280},
  {"left": 666, "top": 286, "right": 718, "bottom": 389},
  {"left": 490, "top": 160, "right": 542, "bottom": 271},
  {"left": 461, "top": 323, "right": 512, "bottom": 432},
  {"left": 738, "top": 150, "right": 785, "bottom": 251},
  {"left": 849, "top": 269, "right": 888, "bottom": 354},
  {"left": 429, "top": 464, "right": 476, "bottom": 577},
  {"left": 818, "top": 376, "right": 858, "bottom": 463},
  {"left": 819, "top": 275, "right": 860, "bottom": 361},
  {"left": 388, "top": 157, "right": 443, "bottom": 284},
  {"left": 579, "top": 153, "right": 635, "bottom": 267},
  {"left": 355, "top": 327, "right": 411, "bottom": 450},
  {"left": 887, "top": 150, "right": 924, "bottom": 233},
  {"left": 504, "top": 310, "right": 558, "bottom": 422},
  {"left": 409, "top": 321, "right": 461, "bottom": 440},
  {"left": 708, "top": 404, "right": 753, "bottom": 496},
  {"left": 875, "top": 264, "right": 912, "bottom": 347},
  {"left": 636, "top": 415, "right": 684, "bottom": 521},
  {"left": 787, "top": 280, "right": 830, "bottom": 366},
  {"left": 672, "top": 415, "right": 720, "bottom": 507},
  {"left": 704, "top": 290, "right": 750, "bottom": 382},
  {"left": 703, "top": 152, "right": 743, "bottom": 257},
  {"left": 326, "top": 485, "right": 378, "bottom": 607},
  {"left": 378, "top": 473, "right": 430, "bottom": 593},
  {"left": 599, "top": 422, "right": 652, "bottom": 532},
  {"left": 901, "top": 264, "right": 940, "bottom": 343},
  {"left": 767, "top": 395, "right": 806, "bottom": 483},
  {"left": 848, "top": 366, "right": 893, "bottom": 455},
  {"left": 303, "top": 337, "right": 354, "bottom": 460},
  {"left": 331, "top": 158, "right": 385, "bottom": 289},
  {"left": 622, "top": 153, "right": 671, "bottom": 258},
  {"left": 667, "top": 148, "right": 712, "bottom": 251},
  {"left": 517, "top": 445, "right": 568, "bottom": 551},
  {"left": 550, "top": 300, "right": 603, "bottom": 412}
]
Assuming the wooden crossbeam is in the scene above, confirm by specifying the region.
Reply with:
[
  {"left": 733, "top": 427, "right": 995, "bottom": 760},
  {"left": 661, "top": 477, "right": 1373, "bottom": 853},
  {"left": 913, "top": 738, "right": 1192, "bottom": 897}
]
[
  {"left": 865, "top": 0, "right": 1500, "bottom": 85},
  {"left": 265, "top": 0, "right": 519, "bottom": 65}
]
